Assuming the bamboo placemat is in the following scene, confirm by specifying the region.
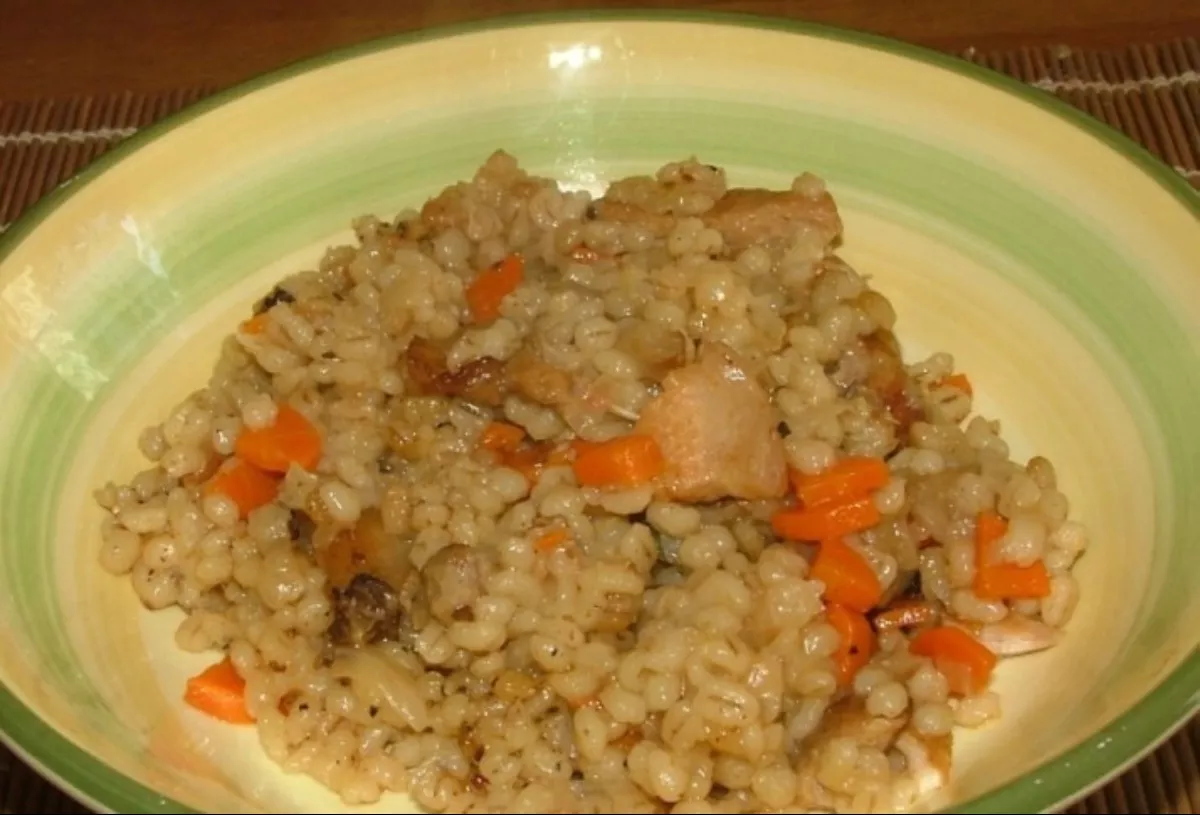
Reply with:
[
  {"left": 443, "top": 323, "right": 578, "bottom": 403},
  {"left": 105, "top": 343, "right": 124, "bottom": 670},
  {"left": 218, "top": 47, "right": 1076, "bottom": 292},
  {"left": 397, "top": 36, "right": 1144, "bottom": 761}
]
[{"left": 0, "top": 37, "right": 1197, "bottom": 815}]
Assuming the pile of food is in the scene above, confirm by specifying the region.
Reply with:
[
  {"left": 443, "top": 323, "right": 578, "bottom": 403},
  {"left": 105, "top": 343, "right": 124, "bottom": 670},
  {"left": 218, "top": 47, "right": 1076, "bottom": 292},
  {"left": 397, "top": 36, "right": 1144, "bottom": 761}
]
[{"left": 95, "top": 153, "right": 1089, "bottom": 814}]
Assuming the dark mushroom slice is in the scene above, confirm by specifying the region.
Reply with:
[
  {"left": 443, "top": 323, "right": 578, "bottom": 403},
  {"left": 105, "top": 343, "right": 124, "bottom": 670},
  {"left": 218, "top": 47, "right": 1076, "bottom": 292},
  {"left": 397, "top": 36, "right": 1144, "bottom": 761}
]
[
  {"left": 327, "top": 573, "right": 407, "bottom": 648},
  {"left": 252, "top": 284, "right": 296, "bottom": 315}
]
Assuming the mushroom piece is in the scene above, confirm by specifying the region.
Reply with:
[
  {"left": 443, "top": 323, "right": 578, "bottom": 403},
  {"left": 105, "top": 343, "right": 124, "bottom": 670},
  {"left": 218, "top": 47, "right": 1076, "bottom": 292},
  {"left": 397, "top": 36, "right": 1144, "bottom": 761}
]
[
  {"left": 328, "top": 573, "right": 407, "bottom": 648},
  {"left": 957, "top": 613, "right": 1062, "bottom": 657}
]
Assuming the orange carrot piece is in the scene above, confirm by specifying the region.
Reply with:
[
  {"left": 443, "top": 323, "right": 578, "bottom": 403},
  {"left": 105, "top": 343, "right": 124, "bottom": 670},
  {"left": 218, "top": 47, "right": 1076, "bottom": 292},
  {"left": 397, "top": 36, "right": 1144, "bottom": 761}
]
[
  {"left": 239, "top": 313, "right": 272, "bottom": 335},
  {"left": 790, "top": 456, "right": 890, "bottom": 508},
  {"left": 826, "top": 604, "right": 875, "bottom": 686},
  {"left": 572, "top": 434, "right": 665, "bottom": 489},
  {"left": 975, "top": 510, "right": 1008, "bottom": 560},
  {"left": 771, "top": 496, "right": 881, "bottom": 543},
  {"left": 569, "top": 439, "right": 600, "bottom": 459},
  {"left": 909, "top": 625, "right": 998, "bottom": 696},
  {"left": 204, "top": 459, "right": 279, "bottom": 518},
  {"left": 183, "top": 657, "right": 255, "bottom": 724},
  {"left": 809, "top": 536, "right": 884, "bottom": 613},
  {"left": 466, "top": 254, "right": 524, "bottom": 324},
  {"left": 234, "top": 404, "right": 323, "bottom": 473},
  {"left": 535, "top": 528, "right": 571, "bottom": 553},
  {"left": 940, "top": 373, "right": 973, "bottom": 397},
  {"left": 480, "top": 421, "right": 526, "bottom": 453},
  {"left": 973, "top": 510, "right": 1052, "bottom": 600},
  {"left": 975, "top": 562, "right": 1052, "bottom": 600},
  {"left": 871, "top": 600, "right": 940, "bottom": 633}
]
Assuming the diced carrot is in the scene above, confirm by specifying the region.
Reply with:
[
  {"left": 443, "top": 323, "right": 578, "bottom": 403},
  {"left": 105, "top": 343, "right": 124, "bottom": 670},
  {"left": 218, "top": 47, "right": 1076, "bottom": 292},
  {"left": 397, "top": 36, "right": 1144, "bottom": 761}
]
[
  {"left": 183, "top": 657, "right": 255, "bottom": 724},
  {"left": 790, "top": 456, "right": 890, "bottom": 508},
  {"left": 826, "top": 604, "right": 875, "bottom": 686},
  {"left": 871, "top": 599, "right": 940, "bottom": 633},
  {"left": 569, "top": 439, "right": 600, "bottom": 459},
  {"left": 480, "top": 421, "right": 526, "bottom": 453},
  {"left": 239, "top": 313, "right": 271, "bottom": 335},
  {"left": 535, "top": 528, "right": 571, "bottom": 553},
  {"left": 466, "top": 254, "right": 524, "bottom": 324},
  {"left": 572, "top": 434, "right": 665, "bottom": 489},
  {"left": 909, "top": 625, "right": 998, "bottom": 696},
  {"left": 204, "top": 459, "right": 279, "bottom": 518},
  {"left": 975, "top": 561, "right": 1052, "bottom": 600},
  {"left": 771, "top": 496, "right": 881, "bottom": 543},
  {"left": 975, "top": 510, "right": 1008, "bottom": 561},
  {"left": 234, "top": 404, "right": 323, "bottom": 473},
  {"left": 973, "top": 510, "right": 1052, "bottom": 600},
  {"left": 940, "top": 373, "right": 973, "bottom": 397},
  {"left": 809, "top": 536, "right": 884, "bottom": 613}
]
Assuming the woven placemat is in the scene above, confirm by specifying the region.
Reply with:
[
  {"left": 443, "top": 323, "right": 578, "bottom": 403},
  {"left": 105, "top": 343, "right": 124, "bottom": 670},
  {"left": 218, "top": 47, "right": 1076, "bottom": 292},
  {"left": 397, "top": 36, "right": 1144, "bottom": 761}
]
[{"left": 0, "top": 37, "right": 1196, "bottom": 815}]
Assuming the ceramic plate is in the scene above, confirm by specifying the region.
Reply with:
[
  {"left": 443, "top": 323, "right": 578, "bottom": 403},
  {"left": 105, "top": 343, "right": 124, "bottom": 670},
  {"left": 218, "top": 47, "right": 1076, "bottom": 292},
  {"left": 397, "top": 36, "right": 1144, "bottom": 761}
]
[{"left": 0, "top": 11, "right": 1196, "bottom": 815}]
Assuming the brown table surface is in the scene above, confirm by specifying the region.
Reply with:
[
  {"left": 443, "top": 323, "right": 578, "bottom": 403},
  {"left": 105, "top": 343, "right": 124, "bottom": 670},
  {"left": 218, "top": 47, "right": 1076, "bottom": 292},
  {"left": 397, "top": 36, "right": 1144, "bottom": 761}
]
[
  {"left": 0, "top": 2, "right": 1197, "bottom": 814},
  {"left": 0, "top": 0, "right": 1197, "bottom": 100}
]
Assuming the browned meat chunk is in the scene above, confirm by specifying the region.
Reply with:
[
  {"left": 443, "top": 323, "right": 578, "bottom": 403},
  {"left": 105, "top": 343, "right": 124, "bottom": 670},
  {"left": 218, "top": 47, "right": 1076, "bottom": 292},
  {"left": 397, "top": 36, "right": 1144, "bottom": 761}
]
[
  {"left": 862, "top": 329, "right": 925, "bottom": 436},
  {"left": 404, "top": 337, "right": 510, "bottom": 408},
  {"left": 590, "top": 200, "right": 675, "bottom": 236},
  {"left": 507, "top": 348, "right": 574, "bottom": 408},
  {"left": 809, "top": 696, "right": 908, "bottom": 750},
  {"left": 634, "top": 343, "right": 788, "bottom": 503},
  {"left": 701, "top": 187, "right": 843, "bottom": 253},
  {"left": 613, "top": 322, "right": 686, "bottom": 383}
]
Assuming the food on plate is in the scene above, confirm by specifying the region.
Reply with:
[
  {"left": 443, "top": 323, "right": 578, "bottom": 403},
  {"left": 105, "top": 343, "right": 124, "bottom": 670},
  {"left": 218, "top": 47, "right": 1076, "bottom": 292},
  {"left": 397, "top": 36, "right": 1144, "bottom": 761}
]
[{"left": 95, "top": 152, "right": 1088, "bottom": 814}]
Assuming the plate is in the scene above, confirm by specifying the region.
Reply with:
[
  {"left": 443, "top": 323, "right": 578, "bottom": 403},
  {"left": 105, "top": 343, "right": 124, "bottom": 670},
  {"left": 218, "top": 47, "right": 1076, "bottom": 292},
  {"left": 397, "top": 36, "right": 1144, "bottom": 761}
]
[{"left": 0, "top": 12, "right": 1197, "bottom": 815}]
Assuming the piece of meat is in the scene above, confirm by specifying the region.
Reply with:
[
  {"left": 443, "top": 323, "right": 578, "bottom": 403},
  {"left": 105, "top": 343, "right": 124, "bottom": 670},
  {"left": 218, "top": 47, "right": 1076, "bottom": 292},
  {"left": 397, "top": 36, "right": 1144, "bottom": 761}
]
[
  {"left": 590, "top": 200, "right": 675, "bottom": 237},
  {"left": 404, "top": 337, "right": 510, "bottom": 408},
  {"left": 861, "top": 329, "right": 925, "bottom": 436},
  {"left": 634, "top": 343, "right": 788, "bottom": 503},
  {"left": 791, "top": 696, "right": 909, "bottom": 813},
  {"left": 808, "top": 696, "right": 909, "bottom": 751},
  {"left": 700, "top": 187, "right": 843, "bottom": 253},
  {"left": 507, "top": 348, "right": 574, "bottom": 407},
  {"left": 421, "top": 544, "right": 485, "bottom": 625},
  {"left": 404, "top": 336, "right": 451, "bottom": 394},
  {"left": 446, "top": 356, "right": 509, "bottom": 407},
  {"left": 613, "top": 322, "right": 686, "bottom": 383}
]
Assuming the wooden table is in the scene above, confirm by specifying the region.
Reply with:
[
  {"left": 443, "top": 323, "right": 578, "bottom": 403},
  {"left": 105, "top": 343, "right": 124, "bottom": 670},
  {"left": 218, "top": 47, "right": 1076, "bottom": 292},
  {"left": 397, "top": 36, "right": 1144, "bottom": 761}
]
[{"left": 2, "top": 0, "right": 1199, "bottom": 101}]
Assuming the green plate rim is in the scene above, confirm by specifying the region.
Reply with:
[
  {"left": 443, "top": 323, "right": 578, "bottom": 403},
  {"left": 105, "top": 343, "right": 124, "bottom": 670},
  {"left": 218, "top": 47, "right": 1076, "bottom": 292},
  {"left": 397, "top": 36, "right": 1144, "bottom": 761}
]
[{"left": 0, "top": 9, "right": 1195, "bottom": 815}]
